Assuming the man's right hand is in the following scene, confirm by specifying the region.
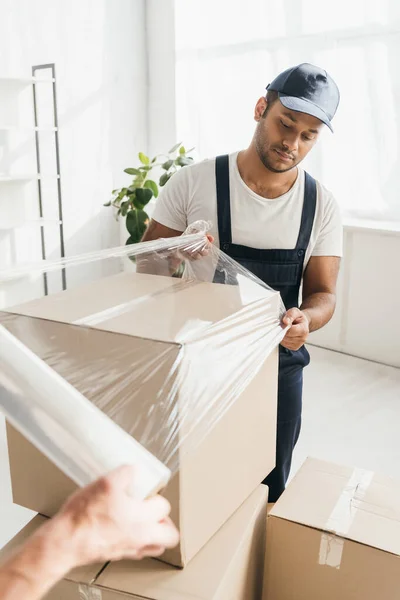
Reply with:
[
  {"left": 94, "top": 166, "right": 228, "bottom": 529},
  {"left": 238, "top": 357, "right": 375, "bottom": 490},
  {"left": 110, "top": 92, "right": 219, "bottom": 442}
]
[{"left": 54, "top": 465, "right": 179, "bottom": 566}]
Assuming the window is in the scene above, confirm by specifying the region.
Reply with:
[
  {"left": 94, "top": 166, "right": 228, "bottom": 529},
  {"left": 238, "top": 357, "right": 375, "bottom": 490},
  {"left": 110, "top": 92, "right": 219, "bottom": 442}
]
[{"left": 174, "top": 0, "right": 400, "bottom": 220}]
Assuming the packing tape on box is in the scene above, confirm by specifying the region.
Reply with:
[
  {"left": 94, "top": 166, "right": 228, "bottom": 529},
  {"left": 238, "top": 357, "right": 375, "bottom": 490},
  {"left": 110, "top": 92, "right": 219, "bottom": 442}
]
[
  {"left": 78, "top": 584, "right": 102, "bottom": 600},
  {"left": 319, "top": 467, "right": 374, "bottom": 569}
]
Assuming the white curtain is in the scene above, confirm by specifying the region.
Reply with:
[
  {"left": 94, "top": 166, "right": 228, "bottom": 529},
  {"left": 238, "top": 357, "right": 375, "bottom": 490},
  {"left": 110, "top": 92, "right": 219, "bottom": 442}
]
[{"left": 174, "top": 0, "right": 400, "bottom": 220}]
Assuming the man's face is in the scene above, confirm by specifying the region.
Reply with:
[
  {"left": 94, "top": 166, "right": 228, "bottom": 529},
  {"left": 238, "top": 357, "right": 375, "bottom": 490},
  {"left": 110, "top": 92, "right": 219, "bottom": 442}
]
[{"left": 254, "top": 98, "right": 324, "bottom": 173}]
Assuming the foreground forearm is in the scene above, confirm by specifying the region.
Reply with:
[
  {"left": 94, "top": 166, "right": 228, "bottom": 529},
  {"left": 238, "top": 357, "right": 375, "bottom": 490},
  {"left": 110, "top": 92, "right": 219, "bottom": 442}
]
[
  {"left": 300, "top": 292, "right": 336, "bottom": 332},
  {"left": 0, "top": 516, "right": 77, "bottom": 600}
]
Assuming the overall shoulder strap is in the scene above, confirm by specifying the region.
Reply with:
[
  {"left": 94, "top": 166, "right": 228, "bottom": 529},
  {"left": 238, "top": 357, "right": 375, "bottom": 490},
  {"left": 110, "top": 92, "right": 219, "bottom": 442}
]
[
  {"left": 296, "top": 171, "right": 317, "bottom": 250},
  {"left": 215, "top": 154, "right": 232, "bottom": 244}
]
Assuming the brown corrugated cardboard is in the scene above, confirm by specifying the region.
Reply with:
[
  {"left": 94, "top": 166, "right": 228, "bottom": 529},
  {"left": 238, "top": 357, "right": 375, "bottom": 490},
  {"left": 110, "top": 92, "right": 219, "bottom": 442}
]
[
  {"left": 263, "top": 457, "right": 400, "bottom": 600},
  {"left": 0, "top": 486, "right": 267, "bottom": 600},
  {"left": 0, "top": 271, "right": 279, "bottom": 567},
  {"left": 0, "top": 515, "right": 104, "bottom": 600},
  {"left": 95, "top": 485, "right": 268, "bottom": 600}
]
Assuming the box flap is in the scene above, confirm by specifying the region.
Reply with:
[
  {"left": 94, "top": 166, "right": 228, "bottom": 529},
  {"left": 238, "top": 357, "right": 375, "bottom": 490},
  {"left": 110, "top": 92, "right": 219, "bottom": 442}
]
[
  {"left": 95, "top": 486, "right": 268, "bottom": 600},
  {"left": 5, "top": 272, "right": 278, "bottom": 344},
  {"left": 271, "top": 457, "right": 400, "bottom": 556},
  {"left": 0, "top": 515, "right": 104, "bottom": 584}
]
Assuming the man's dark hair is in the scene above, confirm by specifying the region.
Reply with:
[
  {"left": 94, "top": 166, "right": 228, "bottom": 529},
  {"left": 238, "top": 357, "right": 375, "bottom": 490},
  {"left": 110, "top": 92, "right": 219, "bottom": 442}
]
[{"left": 262, "top": 89, "right": 279, "bottom": 118}]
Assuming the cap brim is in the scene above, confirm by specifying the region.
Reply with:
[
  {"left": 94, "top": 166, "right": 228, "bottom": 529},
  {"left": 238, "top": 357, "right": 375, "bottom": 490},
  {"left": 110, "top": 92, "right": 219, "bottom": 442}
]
[{"left": 279, "top": 93, "right": 334, "bottom": 132}]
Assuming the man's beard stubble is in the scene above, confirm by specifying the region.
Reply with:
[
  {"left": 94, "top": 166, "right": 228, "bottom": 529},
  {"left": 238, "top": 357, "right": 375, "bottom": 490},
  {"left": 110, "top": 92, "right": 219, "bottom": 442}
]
[{"left": 254, "top": 127, "right": 297, "bottom": 174}]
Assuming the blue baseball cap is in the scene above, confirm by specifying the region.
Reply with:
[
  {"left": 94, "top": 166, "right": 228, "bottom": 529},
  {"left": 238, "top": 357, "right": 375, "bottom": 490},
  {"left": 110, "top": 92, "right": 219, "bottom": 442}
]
[{"left": 266, "top": 63, "right": 340, "bottom": 132}]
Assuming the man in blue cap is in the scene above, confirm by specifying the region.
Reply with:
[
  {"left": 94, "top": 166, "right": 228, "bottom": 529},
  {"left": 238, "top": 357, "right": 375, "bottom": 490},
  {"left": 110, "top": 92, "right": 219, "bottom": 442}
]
[{"left": 142, "top": 63, "right": 342, "bottom": 501}]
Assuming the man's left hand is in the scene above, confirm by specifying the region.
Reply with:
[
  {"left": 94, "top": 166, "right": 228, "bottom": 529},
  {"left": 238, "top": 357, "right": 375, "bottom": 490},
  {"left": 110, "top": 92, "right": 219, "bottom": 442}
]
[{"left": 281, "top": 308, "right": 310, "bottom": 351}]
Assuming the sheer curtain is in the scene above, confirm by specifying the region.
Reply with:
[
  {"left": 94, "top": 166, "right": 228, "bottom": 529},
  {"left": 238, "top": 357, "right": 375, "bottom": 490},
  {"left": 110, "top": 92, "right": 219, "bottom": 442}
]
[{"left": 174, "top": 0, "right": 400, "bottom": 220}]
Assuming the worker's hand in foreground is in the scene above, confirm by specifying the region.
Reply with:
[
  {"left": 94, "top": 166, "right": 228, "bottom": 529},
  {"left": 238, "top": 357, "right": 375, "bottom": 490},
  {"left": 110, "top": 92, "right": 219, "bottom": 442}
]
[
  {"left": 281, "top": 308, "right": 310, "bottom": 351},
  {"left": 54, "top": 465, "right": 180, "bottom": 566}
]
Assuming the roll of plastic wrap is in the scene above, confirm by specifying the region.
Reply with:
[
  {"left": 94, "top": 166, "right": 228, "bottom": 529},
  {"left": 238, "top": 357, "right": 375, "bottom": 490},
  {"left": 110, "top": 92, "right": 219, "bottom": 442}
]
[{"left": 0, "top": 325, "right": 171, "bottom": 499}]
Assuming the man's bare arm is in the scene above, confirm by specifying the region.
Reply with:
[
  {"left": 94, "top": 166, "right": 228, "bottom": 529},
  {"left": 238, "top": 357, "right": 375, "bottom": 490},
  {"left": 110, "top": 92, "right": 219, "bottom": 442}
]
[
  {"left": 281, "top": 256, "right": 341, "bottom": 350},
  {"left": 300, "top": 256, "right": 341, "bottom": 332},
  {"left": 136, "top": 220, "right": 184, "bottom": 275},
  {"left": 141, "top": 219, "right": 184, "bottom": 242}
]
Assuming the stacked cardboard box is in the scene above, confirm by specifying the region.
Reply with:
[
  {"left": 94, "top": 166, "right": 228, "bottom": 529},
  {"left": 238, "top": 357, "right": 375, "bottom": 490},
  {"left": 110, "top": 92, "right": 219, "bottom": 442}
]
[
  {"left": 0, "top": 486, "right": 268, "bottom": 600},
  {"left": 0, "top": 271, "right": 281, "bottom": 595},
  {"left": 263, "top": 457, "right": 400, "bottom": 600}
]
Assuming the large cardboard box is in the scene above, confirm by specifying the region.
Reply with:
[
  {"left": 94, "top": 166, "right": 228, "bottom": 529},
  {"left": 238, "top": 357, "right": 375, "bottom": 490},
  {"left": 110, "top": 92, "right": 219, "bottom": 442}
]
[
  {"left": 0, "top": 517, "right": 104, "bottom": 600},
  {"left": 0, "top": 271, "right": 279, "bottom": 567},
  {"left": 0, "top": 486, "right": 268, "bottom": 600},
  {"left": 263, "top": 457, "right": 400, "bottom": 600}
]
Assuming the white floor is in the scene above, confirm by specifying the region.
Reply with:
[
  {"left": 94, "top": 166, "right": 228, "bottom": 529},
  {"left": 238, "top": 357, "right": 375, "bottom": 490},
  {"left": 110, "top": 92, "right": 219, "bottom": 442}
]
[
  {"left": 293, "top": 345, "right": 400, "bottom": 477},
  {"left": 1, "top": 346, "right": 400, "bottom": 549}
]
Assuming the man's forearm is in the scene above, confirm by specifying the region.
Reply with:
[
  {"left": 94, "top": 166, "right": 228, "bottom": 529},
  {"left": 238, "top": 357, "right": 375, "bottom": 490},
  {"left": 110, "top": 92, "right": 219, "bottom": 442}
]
[
  {"left": 0, "top": 516, "right": 78, "bottom": 600},
  {"left": 300, "top": 292, "right": 336, "bottom": 333},
  {"left": 135, "top": 253, "right": 182, "bottom": 276}
]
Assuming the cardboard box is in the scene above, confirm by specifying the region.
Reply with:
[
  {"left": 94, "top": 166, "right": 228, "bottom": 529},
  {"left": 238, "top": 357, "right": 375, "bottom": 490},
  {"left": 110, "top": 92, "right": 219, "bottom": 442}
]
[
  {"left": 0, "top": 486, "right": 268, "bottom": 600},
  {"left": 0, "top": 516, "right": 105, "bottom": 600},
  {"left": 263, "top": 457, "right": 400, "bottom": 600},
  {"left": 0, "top": 271, "right": 279, "bottom": 567}
]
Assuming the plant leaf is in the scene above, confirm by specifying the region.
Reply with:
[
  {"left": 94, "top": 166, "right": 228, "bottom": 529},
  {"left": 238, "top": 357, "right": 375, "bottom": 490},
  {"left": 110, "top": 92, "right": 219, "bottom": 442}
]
[
  {"left": 179, "top": 145, "right": 186, "bottom": 155},
  {"left": 144, "top": 179, "right": 159, "bottom": 198},
  {"left": 162, "top": 159, "right": 174, "bottom": 170},
  {"left": 124, "top": 168, "right": 141, "bottom": 176},
  {"left": 139, "top": 152, "right": 150, "bottom": 165},
  {"left": 168, "top": 142, "right": 182, "bottom": 153},
  {"left": 159, "top": 172, "right": 173, "bottom": 187},
  {"left": 120, "top": 201, "right": 131, "bottom": 217},
  {"left": 134, "top": 187, "right": 153, "bottom": 208},
  {"left": 103, "top": 200, "right": 112, "bottom": 207},
  {"left": 125, "top": 237, "right": 137, "bottom": 262},
  {"left": 126, "top": 209, "right": 149, "bottom": 243},
  {"left": 175, "top": 156, "right": 193, "bottom": 167},
  {"left": 117, "top": 187, "right": 128, "bottom": 200}
]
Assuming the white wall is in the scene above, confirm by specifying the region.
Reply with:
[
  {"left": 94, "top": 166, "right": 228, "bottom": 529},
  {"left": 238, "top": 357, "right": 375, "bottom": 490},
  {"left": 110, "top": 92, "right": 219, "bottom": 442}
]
[
  {"left": 310, "top": 225, "right": 400, "bottom": 368},
  {"left": 0, "top": 0, "right": 148, "bottom": 304},
  {"left": 146, "top": 0, "right": 177, "bottom": 158},
  {"left": 0, "top": 0, "right": 149, "bottom": 543}
]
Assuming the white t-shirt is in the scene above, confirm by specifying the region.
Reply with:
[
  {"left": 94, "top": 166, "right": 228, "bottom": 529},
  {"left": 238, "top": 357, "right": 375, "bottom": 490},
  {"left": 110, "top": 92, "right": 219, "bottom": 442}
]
[{"left": 153, "top": 151, "right": 343, "bottom": 268}]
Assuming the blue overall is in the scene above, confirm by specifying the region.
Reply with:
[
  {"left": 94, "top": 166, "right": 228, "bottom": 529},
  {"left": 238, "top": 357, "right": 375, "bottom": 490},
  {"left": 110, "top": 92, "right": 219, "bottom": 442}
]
[{"left": 215, "top": 155, "right": 316, "bottom": 501}]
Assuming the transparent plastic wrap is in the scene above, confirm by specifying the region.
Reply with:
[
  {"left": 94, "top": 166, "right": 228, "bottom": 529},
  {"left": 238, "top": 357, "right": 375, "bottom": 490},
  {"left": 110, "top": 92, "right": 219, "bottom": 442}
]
[
  {"left": 0, "top": 325, "right": 171, "bottom": 499},
  {"left": 0, "top": 220, "right": 287, "bottom": 485}
]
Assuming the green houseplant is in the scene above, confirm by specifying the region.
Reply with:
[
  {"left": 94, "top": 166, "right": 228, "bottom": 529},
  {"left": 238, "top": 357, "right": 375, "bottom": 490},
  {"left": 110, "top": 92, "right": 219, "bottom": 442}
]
[{"left": 104, "top": 143, "right": 194, "bottom": 245}]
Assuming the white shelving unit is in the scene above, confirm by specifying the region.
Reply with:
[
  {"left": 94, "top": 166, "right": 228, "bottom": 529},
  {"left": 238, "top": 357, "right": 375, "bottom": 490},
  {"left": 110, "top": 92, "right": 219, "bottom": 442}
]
[
  {"left": 0, "top": 175, "right": 60, "bottom": 182},
  {"left": 0, "top": 126, "right": 58, "bottom": 132},
  {"left": 0, "top": 64, "right": 66, "bottom": 304},
  {"left": 0, "top": 76, "right": 55, "bottom": 83},
  {"left": 0, "top": 218, "right": 62, "bottom": 232}
]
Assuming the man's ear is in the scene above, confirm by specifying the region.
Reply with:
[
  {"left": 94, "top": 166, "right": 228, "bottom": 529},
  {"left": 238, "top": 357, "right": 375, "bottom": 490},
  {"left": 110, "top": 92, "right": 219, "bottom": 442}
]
[{"left": 254, "top": 97, "right": 268, "bottom": 122}]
